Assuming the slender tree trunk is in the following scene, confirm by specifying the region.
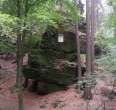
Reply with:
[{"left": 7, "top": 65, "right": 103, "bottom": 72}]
[
  {"left": 22, "top": 0, "right": 29, "bottom": 48},
  {"left": 75, "top": 23, "right": 82, "bottom": 80},
  {"left": 91, "top": 0, "right": 96, "bottom": 73},
  {"left": 74, "top": 0, "right": 82, "bottom": 81},
  {"left": 16, "top": 25, "right": 24, "bottom": 110},
  {"left": 86, "top": 0, "right": 91, "bottom": 74},
  {"left": 83, "top": 0, "right": 93, "bottom": 100},
  {"left": 16, "top": 0, "right": 24, "bottom": 110}
]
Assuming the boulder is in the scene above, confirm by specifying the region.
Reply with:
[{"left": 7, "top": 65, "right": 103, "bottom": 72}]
[{"left": 23, "top": 27, "right": 86, "bottom": 94}]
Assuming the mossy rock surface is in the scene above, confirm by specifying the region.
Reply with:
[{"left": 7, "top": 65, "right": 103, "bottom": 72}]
[
  {"left": 23, "top": 67, "right": 76, "bottom": 85},
  {"left": 23, "top": 27, "right": 77, "bottom": 94},
  {"left": 23, "top": 66, "right": 75, "bottom": 94}
]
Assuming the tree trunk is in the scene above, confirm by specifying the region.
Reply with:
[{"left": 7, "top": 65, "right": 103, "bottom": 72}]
[
  {"left": 22, "top": 0, "right": 29, "bottom": 56},
  {"left": 83, "top": 86, "right": 92, "bottom": 100},
  {"left": 16, "top": 22, "right": 24, "bottom": 110},
  {"left": 16, "top": 0, "right": 24, "bottom": 110},
  {"left": 84, "top": 0, "right": 93, "bottom": 100},
  {"left": 86, "top": 0, "right": 92, "bottom": 74},
  {"left": 75, "top": 23, "right": 82, "bottom": 80},
  {"left": 74, "top": 0, "right": 82, "bottom": 81},
  {"left": 91, "top": 0, "right": 96, "bottom": 73}
]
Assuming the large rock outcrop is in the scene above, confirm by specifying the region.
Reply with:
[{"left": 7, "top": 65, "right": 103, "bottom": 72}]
[{"left": 23, "top": 27, "right": 81, "bottom": 94}]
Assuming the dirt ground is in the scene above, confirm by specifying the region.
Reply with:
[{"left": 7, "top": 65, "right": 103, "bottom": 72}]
[{"left": 0, "top": 58, "right": 116, "bottom": 110}]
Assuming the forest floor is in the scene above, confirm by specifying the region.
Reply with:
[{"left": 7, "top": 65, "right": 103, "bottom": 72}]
[{"left": 0, "top": 57, "right": 116, "bottom": 110}]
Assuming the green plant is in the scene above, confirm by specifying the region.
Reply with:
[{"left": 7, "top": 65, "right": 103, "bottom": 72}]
[{"left": 97, "top": 46, "right": 116, "bottom": 73}]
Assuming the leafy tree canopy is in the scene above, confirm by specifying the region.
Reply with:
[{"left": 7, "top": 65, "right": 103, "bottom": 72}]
[
  {"left": 0, "top": 0, "right": 80, "bottom": 36},
  {"left": 0, "top": 12, "right": 16, "bottom": 36},
  {"left": 0, "top": 0, "right": 81, "bottom": 53}
]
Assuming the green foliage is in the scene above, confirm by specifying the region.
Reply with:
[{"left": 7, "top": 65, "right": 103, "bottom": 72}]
[
  {"left": 29, "top": 1, "right": 62, "bottom": 28},
  {"left": 0, "top": 0, "right": 80, "bottom": 38},
  {"left": 95, "top": 31, "right": 111, "bottom": 55},
  {"left": 0, "top": 42, "right": 14, "bottom": 53},
  {"left": 97, "top": 0, "right": 116, "bottom": 73},
  {"left": 96, "top": 32, "right": 109, "bottom": 47},
  {"left": 97, "top": 46, "right": 116, "bottom": 73},
  {"left": 0, "top": 12, "right": 16, "bottom": 53},
  {"left": 0, "top": 35, "right": 15, "bottom": 53},
  {"left": 24, "top": 34, "right": 41, "bottom": 53},
  {"left": 0, "top": 0, "right": 80, "bottom": 53},
  {"left": 1, "top": 0, "right": 17, "bottom": 16},
  {"left": 0, "top": 12, "right": 17, "bottom": 36},
  {"left": 107, "top": 14, "right": 116, "bottom": 28},
  {"left": 108, "top": 0, "right": 116, "bottom": 6},
  {"left": 28, "top": 0, "right": 80, "bottom": 29},
  {"left": 1, "top": 0, "right": 80, "bottom": 29},
  {"left": 61, "top": 0, "right": 80, "bottom": 21},
  {"left": 107, "top": 0, "right": 116, "bottom": 28}
]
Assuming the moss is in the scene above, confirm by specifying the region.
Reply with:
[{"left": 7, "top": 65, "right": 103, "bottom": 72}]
[
  {"left": 23, "top": 67, "right": 75, "bottom": 85},
  {"left": 23, "top": 28, "right": 78, "bottom": 94}
]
